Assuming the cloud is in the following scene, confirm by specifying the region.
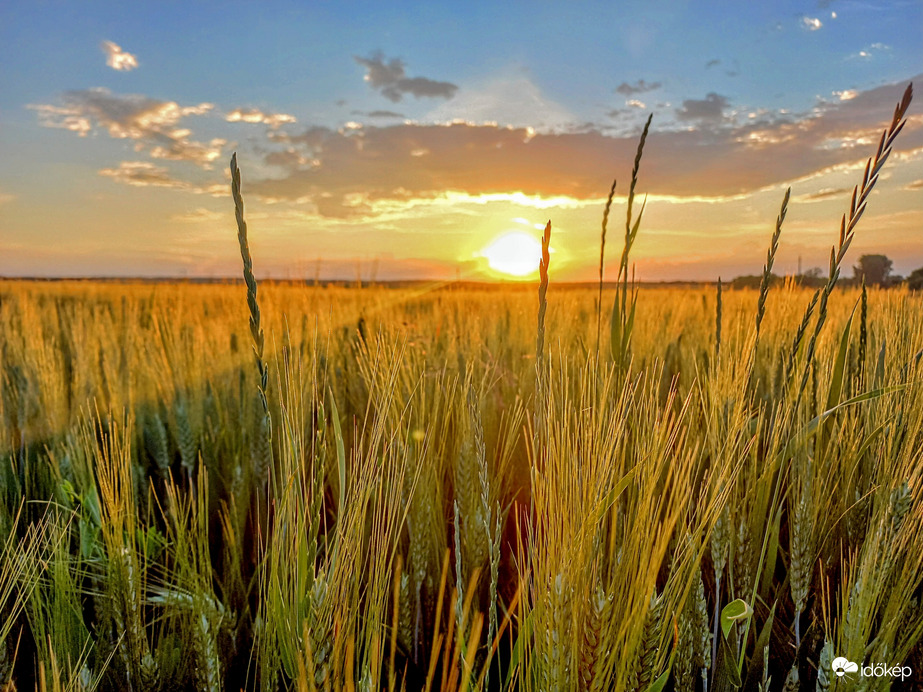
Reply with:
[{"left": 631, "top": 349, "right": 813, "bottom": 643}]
[
  {"left": 425, "top": 75, "right": 574, "bottom": 131},
  {"left": 0, "top": 192, "right": 14, "bottom": 206},
  {"left": 98, "top": 161, "right": 225, "bottom": 195},
  {"left": 626, "top": 99, "right": 646, "bottom": 109},
  {"left": 615, "top": 79, "right": 662, "bottom": 96},
  {"left": 99, "top": 161, "right": 185, "bottom": 188},
  {"left": 362, "top": 109, "right": 406, "bottom": 119},
  {"left": 801, "top": 16, "right": 823, "bottom": 30},
  {"left": 705, "top": 59, "right": 720, "bottom": 69},
  {"left": 675, "top": 92, "right": 730, "bottom": 125},
  {"left": 30, "top": 88, "right": 223, "bottom": 167},
  {"left": 354, "top": 51, "right": 458, "bottom": 102},
  {"left": 905, "top": 179, "right": 923, "bottom": 191},
  {"left": 170, "top": 207, "right": 224, "bottom": 223},
  {"left": 101, "top": 40, "right": 138, "bottom": 71},
  {"left": 240, "top": 75, "right": 921, "bottom": 218},
  {"left": 850, "top": 42, "right": 891, "bottom": 60},
  {"left": 792, "top": 187, "right": 850, "bottom": 202},
  {"left": 226, "top": 107, "right": 296, "bottom": 128}
]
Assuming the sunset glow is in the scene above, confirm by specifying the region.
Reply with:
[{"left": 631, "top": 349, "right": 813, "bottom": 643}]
[
  {"left": 1, "top": 2, "right": 921, "bottom": 281},
  {"left": 479, "top": 231, "right": 548, "bottom": 278}
]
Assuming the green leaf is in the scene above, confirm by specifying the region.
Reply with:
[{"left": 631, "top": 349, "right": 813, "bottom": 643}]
[
  {"left": 741, "top": 602, "right": 777, "bottom": 686},
  {"left": 713, "top": 626, "right": 743, "bottom": 691},
  {"left": 610, "top": 299, "right": 622, "bottom": 363},
  {"left": 642, "top": 613, "right": 677, "bottom": 692},
  {"left": 593, "top": 465, "right": 639, "bottom": 525},
  {"left": 874, "top": 339, "right": 886, "bottom": 389},
  {"left": 504, "top": 610, "right": 532, "bottom": 689},
  {"left": 329, "top": 391, "right": 347, "bottom": 515},
  {"left": 825, "top": 302, "right": 856, "bottom": 413},
  {"left": 721, "top": 599, "right": 753, "bottom": 639},
  {"left": 781, "top": 385, "right": 907, "bottom": 461},
  {"left": 642, "top": 665, "right": 671, "bottom": 692},
  {"left": 328, "top": 390, "right": 347, "bottom": 574}
]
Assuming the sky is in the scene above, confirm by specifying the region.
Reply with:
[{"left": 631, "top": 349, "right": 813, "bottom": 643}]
[{"left": 1, "top": 1, "right": 921, "bottom": 282}]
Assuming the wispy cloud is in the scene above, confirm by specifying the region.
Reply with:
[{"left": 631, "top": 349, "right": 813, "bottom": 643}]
[
  {"left": 354, "top": 51, "right": 458, "bottom": 102},
  {"left": 99, "top": 161, "right": 185, "bottom": 188},
  {"left": 226, "top": 107, "right": 296, "bottom": 128},
  {"left": 100, "top": 40, "right": 139, "bottom": 71},
  {"left": 792, "top": 187, "right": 850, "bottom": 202},
  {"left": 170, "top": 207, "right": 224, "bottom": 223},
  {"left": 850, "top": 42, "right": 891, "bottom": 60},
  {"left": 0, "top": 192, "right": 14, "bottom": 206},
  {"left": 30, "top": 88, "right": 224, "bottom": 167},
  {"left": 801, "top": 16, "right": 823, "bottom": 31},
  {"left": 615, "top": 79, "right": 662, "bottom": 96},
  {"left": 99, "top": 161, "right": 224, "bottom": 195},
  {"left": 424, "top": 75, "right": 574, "bottom": 131}
]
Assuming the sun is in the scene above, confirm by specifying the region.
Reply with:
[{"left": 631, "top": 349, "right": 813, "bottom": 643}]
[{"left": 478, "top": 231, "right": 549, "bottom": 278}]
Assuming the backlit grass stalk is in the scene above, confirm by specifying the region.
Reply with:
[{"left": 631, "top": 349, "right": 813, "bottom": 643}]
[
  {"left": 596, "top": 178, "right": 617, "bottom": 360},
  {"left": 610, "top": 114, "right": 652, "bottom": 370},
  {"left": 231, "top": 153, "right": 271, "bottom": 420},
  {"left": 796, "top": 83, "right": 912, "bottom": 399}
]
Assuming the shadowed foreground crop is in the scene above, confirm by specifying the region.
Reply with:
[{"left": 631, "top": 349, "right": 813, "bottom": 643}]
[{"left": 0, "top": 85, "right": 920, "bottom": 692}]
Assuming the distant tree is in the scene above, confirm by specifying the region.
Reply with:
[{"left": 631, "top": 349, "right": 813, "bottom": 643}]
[
  {"left": 853, "top": 254, "right": 893, "bottom": 286},
  {"left": 907, "top": 267, "right": 923, "bottom": 291},
  {"left": 803, "top": 267, "right": 823, "bottom": 280},
  {"left": 731, "top": 274, "right": 780, "bottom": 289},
  {"left": 797, "top": 266, "right": 825, "bottom": 288}
]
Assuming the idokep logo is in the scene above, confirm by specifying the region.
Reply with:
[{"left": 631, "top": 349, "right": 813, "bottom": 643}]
[
  {"left": 831, "top": 656, "right": 913, "bottom": 682},
  {"left": 832, "top": 657, "right": 858, "bottom": 677}
]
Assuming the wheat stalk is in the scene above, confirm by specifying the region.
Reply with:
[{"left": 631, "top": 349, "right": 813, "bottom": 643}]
[
  {"left": 230, "top": 152, "right": 270, "bottom": 416},
  {"left": 597, "top": 178, "right": 617, "bottom": 360},
  {"left": 796, "top": 83, "right": 913, "bottom": 398},
  {"left": 755, "top": 187, "right": 789, "bottom": 339},
  {"left": 536, "top": 220, "right": 552, "bottom": 365}
]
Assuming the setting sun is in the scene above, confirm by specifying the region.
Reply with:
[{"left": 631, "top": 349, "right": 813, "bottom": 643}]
[{"left": 479, "top": 231, "right": 551, "bottom": 277}]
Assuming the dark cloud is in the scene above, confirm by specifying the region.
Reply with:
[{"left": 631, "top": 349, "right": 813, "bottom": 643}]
[
  {"left": 354, "top": 52, "right": 458, "bottom": 102},
  {"left": 615, "top": 79, "right": 662, "bottom": 96},
  {"left": 352, "top": 109, "right": 406, "bottom": 119},
  {"left": 675, "top": 93, "right": 730, "bottom": 124},
  {"left": 705, "top": 59, "right": 721, "bottom": 69}
]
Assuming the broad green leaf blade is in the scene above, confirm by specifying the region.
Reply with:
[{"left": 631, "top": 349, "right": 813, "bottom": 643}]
[
  {"left": 721, "top": 599, "right": 753, "bottom": 639},
  {"left": 713, "top": 627, "right": 743, "bottom": 692},
  {"left": 825, "top": 302, "right": 856, "bottom": 412},
  {"left": 642, "top": 665, "right": 671, "bottom": 692}
]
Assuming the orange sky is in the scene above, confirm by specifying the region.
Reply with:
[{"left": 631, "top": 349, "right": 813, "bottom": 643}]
[{"left": 1, "top": 3, "right": 921, "bottom": 281}]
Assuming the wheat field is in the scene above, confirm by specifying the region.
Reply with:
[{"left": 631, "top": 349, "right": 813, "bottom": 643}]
[{"left": 0, "top": 86, "right": 920, "bottom": 692}]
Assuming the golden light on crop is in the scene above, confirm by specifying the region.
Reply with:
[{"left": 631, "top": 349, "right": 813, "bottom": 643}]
[{"left": 478, "top": 231, "right": 550, "bottom": 278}]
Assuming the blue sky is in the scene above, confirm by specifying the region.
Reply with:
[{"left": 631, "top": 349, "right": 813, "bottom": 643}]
[{"left": 1, "top": 1, "right": 921, "bottom": 280}]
